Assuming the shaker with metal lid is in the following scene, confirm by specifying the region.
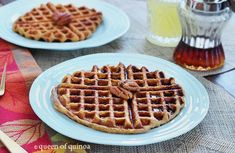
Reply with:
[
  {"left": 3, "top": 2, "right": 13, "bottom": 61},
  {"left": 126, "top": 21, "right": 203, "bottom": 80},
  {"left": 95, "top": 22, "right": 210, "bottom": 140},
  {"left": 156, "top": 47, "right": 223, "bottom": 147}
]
[{"left": 173, "top": 0, "right": 232, "bottom": 71}]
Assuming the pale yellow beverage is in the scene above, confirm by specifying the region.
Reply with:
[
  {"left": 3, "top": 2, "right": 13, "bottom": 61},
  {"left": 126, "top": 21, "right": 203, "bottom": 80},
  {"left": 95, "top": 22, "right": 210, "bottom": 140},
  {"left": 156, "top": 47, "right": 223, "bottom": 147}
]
[{"left": 147, "top": 0, "right": 182, "bottom": 47}]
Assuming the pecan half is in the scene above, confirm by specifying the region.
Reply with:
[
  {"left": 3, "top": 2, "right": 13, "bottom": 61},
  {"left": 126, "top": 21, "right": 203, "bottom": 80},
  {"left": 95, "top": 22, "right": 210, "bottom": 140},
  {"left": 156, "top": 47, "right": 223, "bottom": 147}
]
[
  {"left": 119, "top": 80, "right": 140, "bottom": 92},
  {"left": 52, "top": 12, "right": 72, "bottom": 26},
  {"left": 109, "top": 86, "right": 132, "bottom": 100}
]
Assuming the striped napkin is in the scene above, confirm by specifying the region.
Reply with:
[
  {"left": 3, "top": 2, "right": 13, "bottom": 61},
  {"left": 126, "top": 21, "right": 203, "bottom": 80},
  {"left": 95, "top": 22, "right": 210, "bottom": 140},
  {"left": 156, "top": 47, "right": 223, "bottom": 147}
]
[
  {"left": 0, "top": 39, "right": 87, "bottom": 153},
  {"left": 0, "top": 39, "right": 52, "bottom": 152}
]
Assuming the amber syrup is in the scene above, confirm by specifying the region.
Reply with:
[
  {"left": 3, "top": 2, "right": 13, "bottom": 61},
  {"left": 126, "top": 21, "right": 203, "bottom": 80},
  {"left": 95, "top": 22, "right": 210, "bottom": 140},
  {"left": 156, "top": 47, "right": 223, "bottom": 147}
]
[{"left": 173, "top": 40, "right": 225, "bottom": 71}]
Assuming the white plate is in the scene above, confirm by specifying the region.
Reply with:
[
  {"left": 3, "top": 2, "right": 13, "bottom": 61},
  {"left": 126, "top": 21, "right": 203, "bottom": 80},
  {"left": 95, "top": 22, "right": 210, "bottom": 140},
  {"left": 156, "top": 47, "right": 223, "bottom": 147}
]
[
  {"left": 0, "top": 0, "right": 129, "bottom": 50},
  {"left": 29, "top": 53, "right": 209, "bottom": 146}
]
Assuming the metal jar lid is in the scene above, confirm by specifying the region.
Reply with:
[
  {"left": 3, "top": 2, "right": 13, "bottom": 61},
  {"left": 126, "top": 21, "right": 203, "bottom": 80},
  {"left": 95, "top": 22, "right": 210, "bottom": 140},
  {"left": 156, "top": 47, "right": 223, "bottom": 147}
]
[{"left": 186, "top": 0, "right": 231, "bottom": 12}]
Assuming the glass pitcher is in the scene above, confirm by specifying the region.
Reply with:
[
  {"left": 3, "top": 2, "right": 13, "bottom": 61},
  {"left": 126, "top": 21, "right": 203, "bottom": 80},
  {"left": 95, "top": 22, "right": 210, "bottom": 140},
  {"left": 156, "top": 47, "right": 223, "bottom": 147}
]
[{"left": 173, "top": 0, "right": 232, "bottom": 71}]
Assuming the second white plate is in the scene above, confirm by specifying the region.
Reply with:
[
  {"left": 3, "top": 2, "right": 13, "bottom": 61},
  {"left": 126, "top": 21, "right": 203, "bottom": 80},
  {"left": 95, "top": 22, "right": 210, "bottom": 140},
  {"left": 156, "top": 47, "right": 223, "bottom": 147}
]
[{"left": 0, "top": 0, "right": 130, "bottom": 50}]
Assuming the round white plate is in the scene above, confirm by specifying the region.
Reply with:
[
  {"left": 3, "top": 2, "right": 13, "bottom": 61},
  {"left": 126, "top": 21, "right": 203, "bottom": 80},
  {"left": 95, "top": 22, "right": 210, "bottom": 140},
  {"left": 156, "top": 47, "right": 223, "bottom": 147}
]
[
  {"left": 29, "top": 53, "right": 209, "bottom": 146},
  {"left": 0, "top": 0, "right": 129, "bottom": 50}
]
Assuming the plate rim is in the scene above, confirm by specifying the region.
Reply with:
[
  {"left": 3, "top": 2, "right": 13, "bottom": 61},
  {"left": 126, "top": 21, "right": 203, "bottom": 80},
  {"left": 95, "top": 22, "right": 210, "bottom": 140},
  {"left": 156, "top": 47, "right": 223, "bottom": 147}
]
[
  {"left": 29, "top": 53, "right": 209, "bottom": 146},
  {"left": 0, "top": 0, "right": 130, "bottom": 51}
]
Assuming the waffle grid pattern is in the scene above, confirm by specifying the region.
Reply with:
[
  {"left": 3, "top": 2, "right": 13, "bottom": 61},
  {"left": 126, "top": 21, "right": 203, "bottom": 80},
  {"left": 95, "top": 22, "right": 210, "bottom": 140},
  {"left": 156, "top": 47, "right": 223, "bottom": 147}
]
[
  {"left": 52, "top": 63, "right": 185, "bottom": 133},
  {"left": 13, "top": 3, "right": 103, "bottom": 42}
]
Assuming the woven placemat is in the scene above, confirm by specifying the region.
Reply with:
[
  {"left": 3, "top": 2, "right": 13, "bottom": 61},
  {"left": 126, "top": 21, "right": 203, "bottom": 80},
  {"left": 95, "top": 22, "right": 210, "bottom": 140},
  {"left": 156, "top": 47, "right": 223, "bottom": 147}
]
[{"left": 87, "top": 77, "right": 235, "bottom": 153}]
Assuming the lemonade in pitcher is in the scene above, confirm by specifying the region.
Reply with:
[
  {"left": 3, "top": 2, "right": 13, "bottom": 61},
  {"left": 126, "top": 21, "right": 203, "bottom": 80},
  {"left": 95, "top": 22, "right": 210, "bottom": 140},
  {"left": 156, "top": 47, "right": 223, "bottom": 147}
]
[{"left": 147, "top": 0, "right": 181, "bottom": 47}]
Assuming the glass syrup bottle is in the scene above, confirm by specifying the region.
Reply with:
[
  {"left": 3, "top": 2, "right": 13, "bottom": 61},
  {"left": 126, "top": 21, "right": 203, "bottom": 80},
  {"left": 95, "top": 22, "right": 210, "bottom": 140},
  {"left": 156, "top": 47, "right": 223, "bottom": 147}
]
[{"left": 173, "top": 0, "right": 232, "bottom": 71}]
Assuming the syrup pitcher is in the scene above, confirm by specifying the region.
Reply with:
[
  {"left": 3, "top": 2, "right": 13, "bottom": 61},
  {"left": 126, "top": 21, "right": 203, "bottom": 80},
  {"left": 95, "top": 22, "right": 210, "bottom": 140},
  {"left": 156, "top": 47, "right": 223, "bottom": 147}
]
[{"left": 173, "top": 0, "right": 233, "bottom": 71}]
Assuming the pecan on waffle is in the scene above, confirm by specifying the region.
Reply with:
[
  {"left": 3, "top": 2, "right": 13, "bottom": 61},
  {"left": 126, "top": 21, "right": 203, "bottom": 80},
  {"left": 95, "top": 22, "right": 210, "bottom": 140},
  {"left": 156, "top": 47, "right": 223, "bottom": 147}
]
[
  {"left": 13, "top": 3, "right": 103, "bottom": 42},
  {"left": 51, "top": 63, "right": 185, "bottom": 134}
]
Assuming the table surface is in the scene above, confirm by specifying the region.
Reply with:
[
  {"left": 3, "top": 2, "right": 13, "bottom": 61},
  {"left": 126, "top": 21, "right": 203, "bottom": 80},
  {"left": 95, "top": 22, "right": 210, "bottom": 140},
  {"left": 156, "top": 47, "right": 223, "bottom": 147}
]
[{"left": 206, "top": 69, "right": 235, "bottom": 98}]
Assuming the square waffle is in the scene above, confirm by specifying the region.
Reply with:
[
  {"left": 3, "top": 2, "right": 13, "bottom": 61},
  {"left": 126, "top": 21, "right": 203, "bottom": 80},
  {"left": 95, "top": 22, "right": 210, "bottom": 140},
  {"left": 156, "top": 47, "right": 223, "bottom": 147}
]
[
  {"left": 13, "top": 3, "right": 103, "bottom": 42},
  {"left": 51, "top": 63, "right": 185, "bottom": 134}
]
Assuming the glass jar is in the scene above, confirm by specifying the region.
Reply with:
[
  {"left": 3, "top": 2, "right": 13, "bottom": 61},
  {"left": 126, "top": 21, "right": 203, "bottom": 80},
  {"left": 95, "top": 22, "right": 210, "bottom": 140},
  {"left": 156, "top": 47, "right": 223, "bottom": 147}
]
[
  {"left": 173, "top": 0, "right": 232, "bottom": 71},
  {"left": 146, "top": 0, "right": 181, "bottom": 47}
]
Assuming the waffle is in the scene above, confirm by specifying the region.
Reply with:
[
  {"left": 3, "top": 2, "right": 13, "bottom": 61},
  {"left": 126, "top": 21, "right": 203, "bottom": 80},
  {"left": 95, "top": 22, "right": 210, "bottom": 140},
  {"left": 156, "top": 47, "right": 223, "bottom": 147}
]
[
  {"left": 51, "top": 63, "right": 185, "bottom": 134},
  {"left": 13, "top": 3, "right": 103, "bottom": 42}
]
